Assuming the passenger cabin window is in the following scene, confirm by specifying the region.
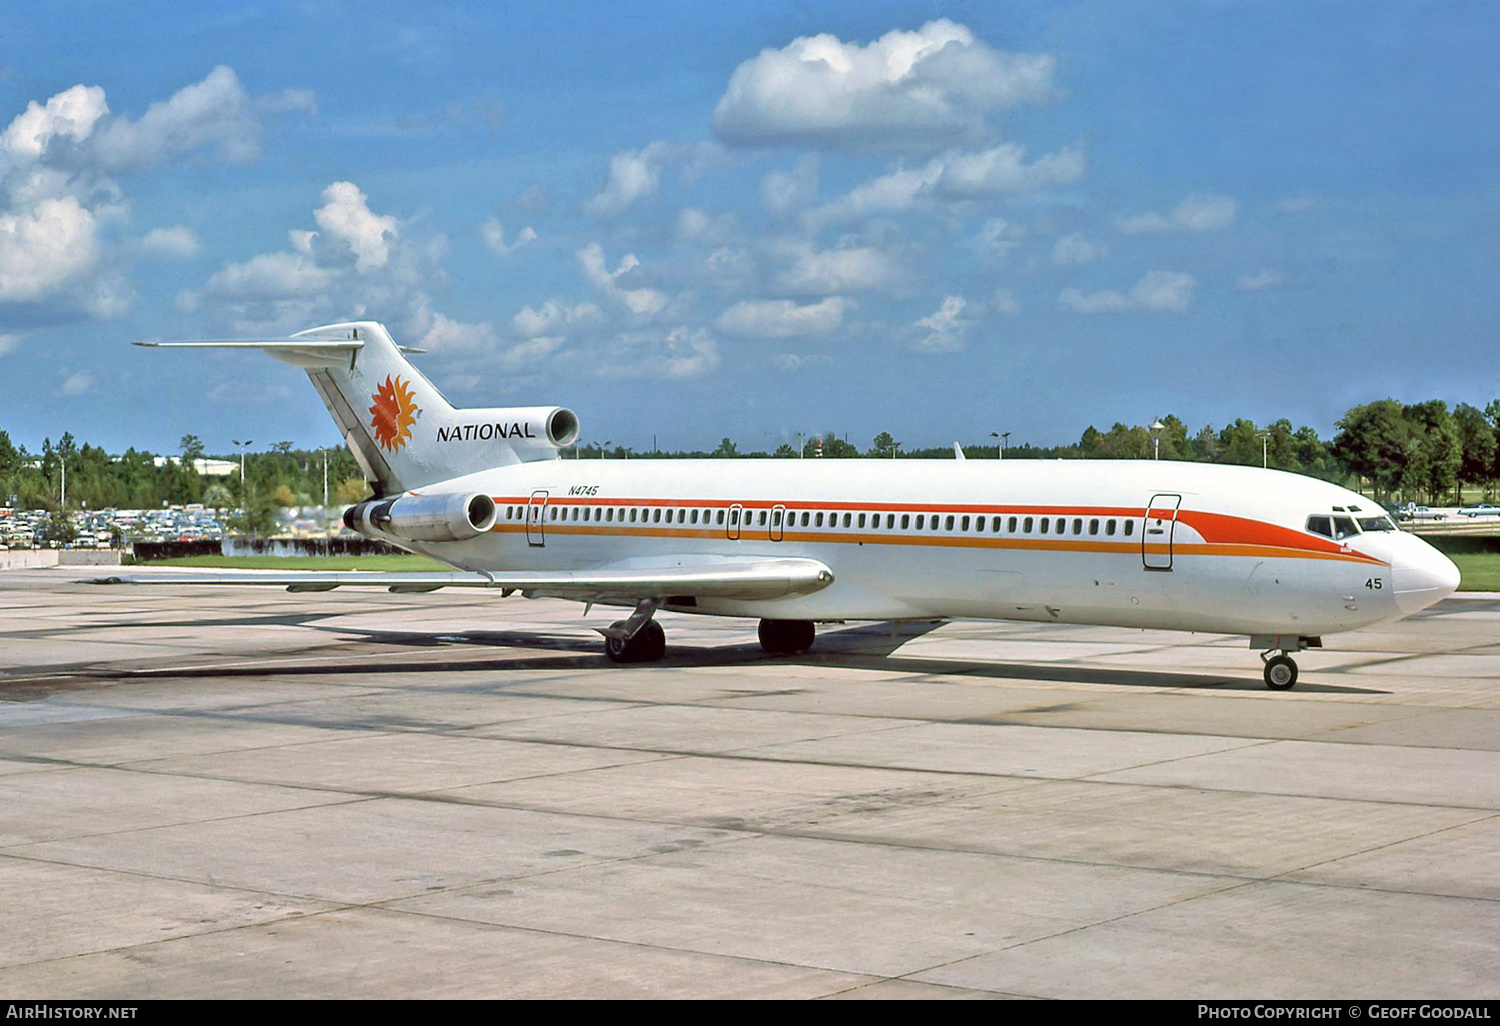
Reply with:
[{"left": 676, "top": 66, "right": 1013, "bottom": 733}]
[{"left": 1123, "top": 521, "right": 1134, "bottom": 536}]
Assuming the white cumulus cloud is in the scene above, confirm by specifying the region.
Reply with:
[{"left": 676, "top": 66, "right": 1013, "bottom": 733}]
[
  {"left": 807, "top": 143, "right": 1083, "bottom": 226},
  {"left": 714, "top": 20, "right": 1057, "bottom": 150},
  {"left": 90, "top": 66, "right": 265, "bottom": 172},
  {"left": 576, "top": 242, "right": 667, "bottom": 316},
  {"left": 1, "top": 84, "right": 108, "bottom": 164},
  {"left": 1236, "top": 269, "right": 1287, "bottom": 292},
  {"left": 1060, "top": 270, "right": 1197, "bottom": 313},
  {"left": 775, "top": 242, "right": 897, "bottom": 295},
  {"left": 140, "top": 225, "right": 200, "bottom": 258},
  {"left": 716, "top": 296, "right": 847, "bottom": 338},
  {"left": 314, "top": 181, "right": 398, "bottom": 271},
  {"left": 201, "top": 251, "right": 335, "bottom": 300},
  {"left": 0, "top": 195, "right": 100, "bottom": 302},
  {"left": 56, "top": 370, "right": 93, "bottom": 396},
  {"left": 480, "top": 217, "right": 536, "bottom": 255},
  {"left": 512, "top": 299, "right": 601, "bottom": 338},
  {"left": 1119, "top": 193, "right": 1237, "bottom": 234},
  {"left": 760, "top": 155, "right": 819, "bottom": 218},
  {"left": 594, "top": 326, "right": 720, "bottom": 379},
  {"left": 586, "top": 140, "right": 726, "bottom": 216},
  {"left": 911, "top": 294, "right": 972, "bottom": 352},
  {"left": 1052, "top": 233, "right": 1106, "bottom": 266}
]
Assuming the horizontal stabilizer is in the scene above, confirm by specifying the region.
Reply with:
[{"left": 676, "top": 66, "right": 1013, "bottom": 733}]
[
  {"left": 87, "top": 557, "right": 835, "bottom": 602},
  {"left": 135, "top": 337, "right": 425, "bottom": 370}
]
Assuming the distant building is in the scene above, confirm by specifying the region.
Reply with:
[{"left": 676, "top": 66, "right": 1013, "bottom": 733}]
[{"left": 150, "top": 457, "right": 238, "bottom": 477}]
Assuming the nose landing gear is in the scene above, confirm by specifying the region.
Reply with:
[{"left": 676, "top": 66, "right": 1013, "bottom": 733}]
[
  {"left": 1261, "top": 651, "right": 1298, "bottom": 690},
  {"left": 1251, "top": 635, "right": 1320, "bottom": 690}
]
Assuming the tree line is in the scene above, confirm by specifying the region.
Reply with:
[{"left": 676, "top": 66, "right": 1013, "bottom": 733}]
[{"left": 2, "top": 398, "right": 1495, "bottom": 514}]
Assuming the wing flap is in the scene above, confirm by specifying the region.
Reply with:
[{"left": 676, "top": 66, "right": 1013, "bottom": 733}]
[{"left": 88, "top": 557, "right": 834, "bottom": 602}]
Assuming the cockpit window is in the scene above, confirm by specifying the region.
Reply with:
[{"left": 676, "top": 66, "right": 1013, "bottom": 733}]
[
  {"left": 1331, "top": 516, "right": 1359, "bottom": 540},
  {"left": 1306, "top": 515, "right": 1333, "bottom": 538},
  {"left": 1358, "top": 514, "right": 1396, "bottom": 532}
]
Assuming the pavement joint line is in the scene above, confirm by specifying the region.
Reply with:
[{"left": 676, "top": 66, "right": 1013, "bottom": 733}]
[
  {"left": 18, "top": 753, "right": 1428, "bottom": 893},
  {"left": 1257, "top": 807, "right": 1500, "bottom": 890},
  {"left": 346, "top": 901, "right": 898, "bottom": 989},
  {"left": 0, "top": 903, "right": 369, "bottom": 977},
  {"left": 0, "top": 846, "right": 374, "bottom": 910},
  {"left": 0, "top": 786, "right": 378, "bottom": 849},
  {"left": 886, "top": 874, "right": 1266, "bottom": 985}
]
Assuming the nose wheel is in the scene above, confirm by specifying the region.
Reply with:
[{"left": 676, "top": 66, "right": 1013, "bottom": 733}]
[{"left": 1261, "top": 652, "right": 1298, "bottom": 690}]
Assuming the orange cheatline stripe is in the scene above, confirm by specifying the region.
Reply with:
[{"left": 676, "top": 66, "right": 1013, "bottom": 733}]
[{"left": 488, "top": 522, "right": 1389, "bottom": 566}]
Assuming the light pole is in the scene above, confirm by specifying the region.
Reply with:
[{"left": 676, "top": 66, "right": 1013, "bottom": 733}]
[
  {"left": 600, "top": 439, "right": 612, "bottom": 459},
  {"left": 990, "top": 431, "right": 1009, "bottom": 459},
  {"left": 232, "top": 439, "right": 253, "bottom": 509},
  {"left": 1258, "top": 430, "right": 1270, "bottom": 469},
  {"left": 1150, "top": 419, "right": 1165, "bottom": 461}
]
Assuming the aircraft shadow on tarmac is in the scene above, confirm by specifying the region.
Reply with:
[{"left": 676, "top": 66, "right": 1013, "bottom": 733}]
[{"left": 66, "top": 614, "right": 1392, "bottom": 695}]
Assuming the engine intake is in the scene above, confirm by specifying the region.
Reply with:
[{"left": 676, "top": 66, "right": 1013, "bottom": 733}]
[{"left": 344, "top": 491, "right": 497, "bottom": 543}]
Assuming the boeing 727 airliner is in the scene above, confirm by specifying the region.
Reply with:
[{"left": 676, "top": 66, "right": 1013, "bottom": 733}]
[{"left": 128, "top": 320, "right": 1460, "bottom": 690}]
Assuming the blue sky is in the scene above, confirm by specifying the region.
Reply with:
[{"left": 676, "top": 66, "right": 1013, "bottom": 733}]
[{"left": 2, "top": 0, "right": 1496, "bottom": 456}]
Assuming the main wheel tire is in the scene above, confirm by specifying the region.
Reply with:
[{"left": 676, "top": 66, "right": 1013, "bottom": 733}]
[
  {"left": 758, "top": 619, "right": 786, "bottom": 653},
  {"left": 759, "top": 619, "right": 815, "bottom": 654},
  {"left": 1264, "top": 654, "right": 1298, "bottom": 690},
  {"left": 788, "top": 620, "right": 815, "bottom": 652},
  {"left": 605, "top": 623, "right": 632, "bottom": 664},
  {"left": 638, "top": 620, "right": 666, "bottom": 662},
  {"left": 604, "top": 620, "right": 666, "bottom": 664}
]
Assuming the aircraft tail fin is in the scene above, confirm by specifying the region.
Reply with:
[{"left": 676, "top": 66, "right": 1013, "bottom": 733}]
[{"left": 138, "top": 321, "right": 578, "bottom": 495}]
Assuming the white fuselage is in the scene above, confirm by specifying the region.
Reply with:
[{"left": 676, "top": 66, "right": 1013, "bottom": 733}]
[{"left": 392, "top": 458, "right": 1460, "bottom": 639}]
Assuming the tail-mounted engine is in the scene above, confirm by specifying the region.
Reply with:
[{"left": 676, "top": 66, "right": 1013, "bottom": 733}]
[
  {"left": 344, "top": 491, "right": 498, "bottom": 543},
  {"left": 433, "top": 405, "right": 580, "bottom": 462}
]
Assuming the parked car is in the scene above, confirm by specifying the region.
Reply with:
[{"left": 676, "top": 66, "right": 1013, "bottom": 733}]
[{"left": 1458, "top": 503, "right": 1500, "bottom": 518}]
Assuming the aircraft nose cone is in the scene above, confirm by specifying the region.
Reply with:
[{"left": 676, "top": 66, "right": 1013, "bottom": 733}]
[{"left": 1393, "top": 537, "right": 1461, "bottom": 616}]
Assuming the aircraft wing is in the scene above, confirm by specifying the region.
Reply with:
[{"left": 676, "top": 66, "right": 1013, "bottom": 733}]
[{"left": 87, "top": 556, "right": 835, "bottom": 602}]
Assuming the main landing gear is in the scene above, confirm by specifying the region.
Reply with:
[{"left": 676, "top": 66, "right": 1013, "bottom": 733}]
[
  {"left": 600, "top": 599, "right": 666, "bottom": 664},
  {"left": 1252, "top": 635, "right": 1321, "bottom": 691},
  {"left": 758, "top": 619, "right": 815, "bottom": 655},
  {"left": 595, "top": 604, "right": 818, "bottom": 664}
]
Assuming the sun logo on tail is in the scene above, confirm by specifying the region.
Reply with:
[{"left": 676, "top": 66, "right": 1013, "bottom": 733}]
[{"left": 370, "top": 374, "right": 419, "bottom": 452}]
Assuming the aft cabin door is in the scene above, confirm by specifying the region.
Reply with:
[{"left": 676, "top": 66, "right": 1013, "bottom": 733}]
[
  {"left": 1142, "top": 493, "right": 1181, "bottom": 571},
  {"left": 526, "top": 490, "right": 548, "bottom": 547}
]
